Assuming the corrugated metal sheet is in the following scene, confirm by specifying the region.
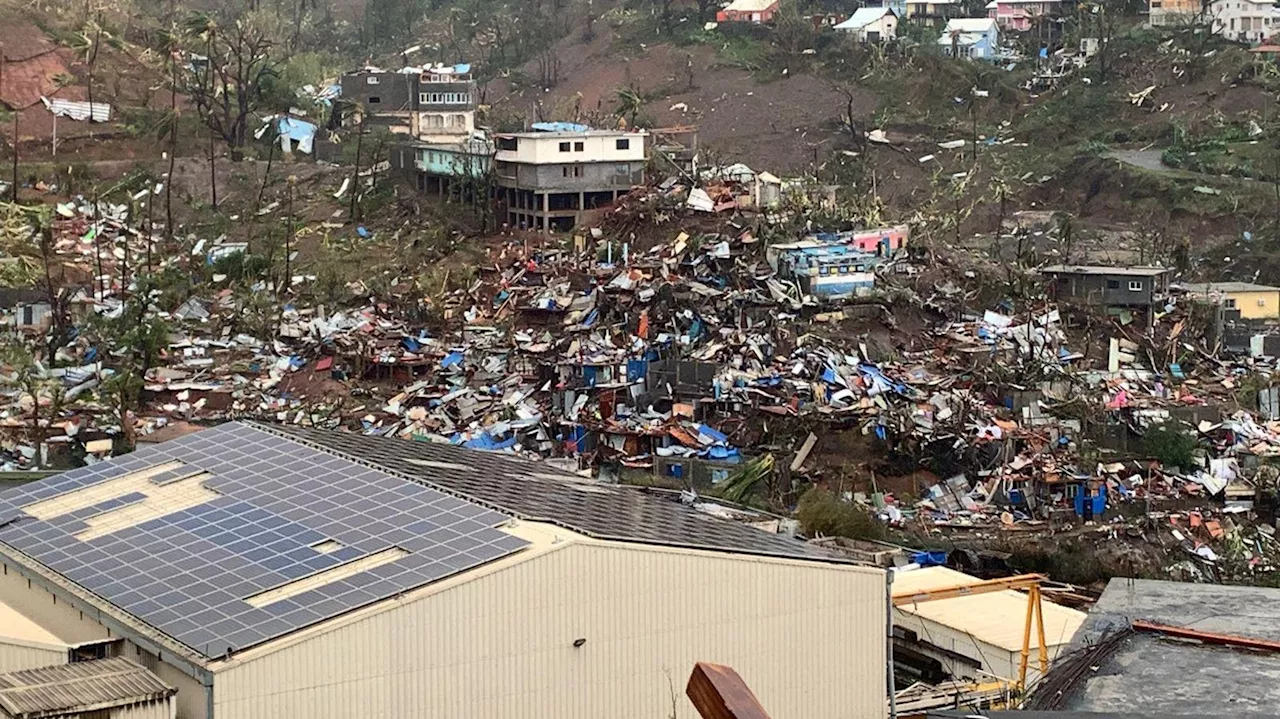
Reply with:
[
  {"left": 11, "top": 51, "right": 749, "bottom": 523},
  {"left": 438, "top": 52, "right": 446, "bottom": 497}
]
[
  {"left": 0, "top": 657, "right": 174, "bottom": 718},
  {"left": 41, "top": 97, "right": 111, "bottom": 123},
  {"left": 0, "top": 640, "right": 64, "bottom": 676},
  {"left": 892, "top": 567, "right": 1086, "bottom": 652},
  {"left": 213, "top": 534, "right": 886, "bottom": 719}
]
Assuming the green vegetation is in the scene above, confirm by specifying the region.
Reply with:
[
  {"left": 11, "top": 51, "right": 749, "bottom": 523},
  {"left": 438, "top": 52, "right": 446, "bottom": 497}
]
[
  {"left": 796, "top": 487, "right": 885, "bottom": 541},
  {"left": 1142, "top": 425, "right": 1199, "bottom": 470}
]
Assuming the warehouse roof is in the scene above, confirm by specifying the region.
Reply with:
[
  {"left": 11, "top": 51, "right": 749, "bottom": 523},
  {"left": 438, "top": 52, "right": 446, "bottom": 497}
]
[
  {"left": 0, "top": 422, "right": 836, "bottom": 660},
  {"left": 265, "top": 423, "right": 836, "bottom": 562},
  {"left": 0, "top": 422, "right": 528, "bottom": 658},
  {"left": 1039, "top": 265, "right": 1170, "bottom": 277},
  {"left": 0, "top": 658, "right": 174, "bottom": 719},
  {"left": 1179, "top": 281, "right": 1280, "bottom": 294},
  {"left": 892, "top": 567, "right": 1085, "bottom": 652},
  {"left": 1053, "top": 578, "right": 1280, "bottom": 714}
]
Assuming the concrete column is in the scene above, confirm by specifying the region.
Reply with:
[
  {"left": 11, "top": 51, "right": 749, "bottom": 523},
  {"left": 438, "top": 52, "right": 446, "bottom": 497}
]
[{"left": 542, "top": 192, "right": 550, "bottom": 234}]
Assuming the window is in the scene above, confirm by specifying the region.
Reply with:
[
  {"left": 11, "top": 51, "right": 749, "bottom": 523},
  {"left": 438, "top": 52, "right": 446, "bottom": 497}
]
[
  {"left": 615, "top": 163, "right": 631, "bottom": 175},
  {"left": 451, "top": 114, "right": 465, "bottom": 128},
  {"left": 573, "top": 166, "right": 583, "bottom": 177},
  {"left": 368, "top": 96, "right": 381, "bottom": 104},
  {"left": 1106, "top": 279, "right": 1121, "bottom": 289},
  {"left": 366, "top": 76, "right": 380, "bottom": 85},
  {"left": 1259, "top": 297, "right": 1268, "bottom": 307},
  {"left": 497, "top": 137, "right": 518, "bottom": 151},
  {"left": 559, "top": 142, "right": 571, "bottom": 152},
  {"left": 1128, "top": 280, "right": 1143, "bottom": 292},
  {"left": 420, "top": 92, "right": 470, "bottom": 105},
  {"left": 1225, "top": 298, "right": 1238, "bottom": 309},
  {"left": 574, "top": 141, "right": 585, "bottom": 151},
  {"left": 616, "top": 138, "right": 631, "bottom": 150}
]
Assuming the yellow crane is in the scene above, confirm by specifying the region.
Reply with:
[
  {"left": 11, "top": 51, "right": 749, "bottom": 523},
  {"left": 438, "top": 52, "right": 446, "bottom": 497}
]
[{"left": 892, "top": 573, "right": 1049, "bottom": 691}]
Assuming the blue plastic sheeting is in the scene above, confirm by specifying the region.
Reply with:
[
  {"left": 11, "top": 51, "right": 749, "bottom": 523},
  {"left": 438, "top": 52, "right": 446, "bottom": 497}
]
[
  {"left": 441, "top": 352, "right": 465, "bottom": 369},
  {"left": 859, "top": 364, "right": 908, "bottom": 395},
  {"left": 582, "top": 366, "right": 598, "bottom": 387},
  {"left": 912, "top": 551, "right": 948, "bottom": 567},
  {"left": 821, "top": 367, "right": 839, "bottom": 384},
  {"left": 459, "top": 432, "right": 518, "bottom": 451},
  {"left": 1074, "top": 484, "right": 1107, "bottom": 517},
  {"left": 402, "top": 337, "right": 422, "bottom": 352},
  {"left": 704, "top": 446, "right": 742, "bottom": 463},
  {"left": 694, "top": 424, "right": 728, "bottom": 444},
  {"left": 275, "top": 116, "right": 317, "bottom": 153},
  {"left": 453, "top": 63, "right": 472, "bottom": 74},
  {"left": 627, "top": 359, "right": 649, "bottom": 382},
  {"left": 531, "top": 121, "right": 591, "bottom": 133},
  {"left": 564, "top": 425, "right": 587, "bottom": 453}
]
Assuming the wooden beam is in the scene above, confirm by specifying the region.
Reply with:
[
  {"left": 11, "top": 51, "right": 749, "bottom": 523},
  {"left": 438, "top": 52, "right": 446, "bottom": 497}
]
[
  {"left": 892, "top": 573, "right": 1048, "bottom": 606},
  {"left": 686, "top": 662, "right": 771, "bottom": 719},
  {"left": 1132, "top": 620, "right": 1280, "bottom": 653}
]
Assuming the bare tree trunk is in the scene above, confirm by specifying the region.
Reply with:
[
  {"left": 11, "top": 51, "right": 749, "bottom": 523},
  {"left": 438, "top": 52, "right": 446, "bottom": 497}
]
[
  {"left": 93, "top": 194, "right": 104, "bottom": 299},
  {"left": 349, "top": 117, "right": 364, "bottom": 221},
  {"left": 208, "top": 127, "right": 218, "bottom": 209},
  {"left": 87, "top": 20, "right": 102, "bottom": 140},
  {"left": 9, "top": 111, "right": 16, "bottom": 203},
  {"left": 166, "top": 56, "right": 177, "bottom": 242}
]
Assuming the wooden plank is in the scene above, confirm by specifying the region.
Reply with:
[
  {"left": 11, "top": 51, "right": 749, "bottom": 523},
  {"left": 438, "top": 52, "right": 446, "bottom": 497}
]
[
  {"left": 686, "top": 662, "right": 771, "bottom": 719},
  {"left": 1132, "top": 620, "right": 1280, "bottom": 652}
]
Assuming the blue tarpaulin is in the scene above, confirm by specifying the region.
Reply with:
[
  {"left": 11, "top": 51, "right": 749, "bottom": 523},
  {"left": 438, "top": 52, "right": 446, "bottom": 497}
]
[
  {"left": 461, "top": 433, "right": 518, "bottom": 451},
  {"left": 627, "top": 359, "right": 649, "bottom": 382},
  {"left": 274, "top": 116, "right": 317, "bottom": 154},
  {"left": 531, "top": 121, "right": 591, "bottom": 133},
  {"left": 694, "top": 424, "right": 728, "bottom": 444},
  {"left": 441, "top": 352, "right": 465, "bottom": 369},
  {"left": 911, "top": 551, "right": 948, "bottom": 567}
]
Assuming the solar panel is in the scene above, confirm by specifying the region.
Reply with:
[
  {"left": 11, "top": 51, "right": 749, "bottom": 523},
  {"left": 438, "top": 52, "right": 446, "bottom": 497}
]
[{"left": 0, "top": 423, "right": 529, "bottom": 658}]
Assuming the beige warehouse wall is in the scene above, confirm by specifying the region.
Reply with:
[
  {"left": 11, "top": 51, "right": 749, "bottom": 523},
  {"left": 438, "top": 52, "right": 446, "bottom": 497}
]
[
  {"left": 0, "top": 639, "right": 65, "bottom": 674},
  {"left": 0, "top": 563, "right": 110, "bottom": 644},
  {"left": 215, "top": 541, "right": 887, "bottom": 719}
]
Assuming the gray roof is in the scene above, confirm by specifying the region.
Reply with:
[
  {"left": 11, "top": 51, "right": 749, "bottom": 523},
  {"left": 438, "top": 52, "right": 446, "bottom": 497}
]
[
  {"left": 1040, "top": 265, "right": 1170, "bottom": 277},
  {"left": 1053, "top": 578, "right": 1280, "bottom": 714},
  {"left": 0, "top": 658, "right": 174, "bottom": 719},
  {"left": 0, "top": 422, "right": 527, "bottom": 658},
  {"left": 1178, "top": 281, "right": 1280, "bottom": 293},
  {"left": 264, "top": 423, "right": 837, "bottom": 562}
]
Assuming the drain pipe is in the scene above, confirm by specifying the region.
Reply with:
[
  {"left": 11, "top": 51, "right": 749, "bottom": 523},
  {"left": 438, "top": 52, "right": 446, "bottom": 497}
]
[{"left": 887, "top": 568, "right": 897, "bottom": 719}]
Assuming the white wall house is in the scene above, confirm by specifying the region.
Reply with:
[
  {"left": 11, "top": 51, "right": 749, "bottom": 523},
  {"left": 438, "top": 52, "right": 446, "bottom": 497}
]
[
  {"left": 1210, "top": 0, "right": 1280, "bottom": 42},
  {"left": 835, "top": 8, "right": 900, "bottom": 41}
]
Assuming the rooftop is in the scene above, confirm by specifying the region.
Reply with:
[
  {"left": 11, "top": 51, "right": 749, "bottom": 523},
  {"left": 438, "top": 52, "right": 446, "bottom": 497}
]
[
  {"left": 267, "top": 423, "right": 835, "bottom": 562},
  {"left": 1050, "top": 578, "right": 1280, "bottom": 714},
  {"left": 1178, "top": 281, "right": 1280, "bottom": 294},
  {"left": 0, "top": 422, "right": 528, "bottom": 658},
  {"left": 496, "top": 129, "right": 648, "bottom": 139},
  {"left": 722, "top": 0, "right": 779, "bottom": 11},
  {"left": 1039, "top": 265, "right": 1171, "bottom": 277},
  {"left": 0, "top": 422, "right": 834, "bottom": 659},
  {"left": 0, "top": 658, "right": 174, "bottom": 719},
  {"left": 892, "top": 567, "right": 1085, "bottom": 652},
  {"left": 836, "top": 7, "right": 895, "bottom": 28}
]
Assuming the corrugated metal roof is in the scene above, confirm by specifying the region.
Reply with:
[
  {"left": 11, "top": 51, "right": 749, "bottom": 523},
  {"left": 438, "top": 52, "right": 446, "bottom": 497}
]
[
  {"left": 892, "top": 566, "right": 1086, "bottom": 652},
  {"left": 0, "top": 657, "right": 174, "bottom": 718}
]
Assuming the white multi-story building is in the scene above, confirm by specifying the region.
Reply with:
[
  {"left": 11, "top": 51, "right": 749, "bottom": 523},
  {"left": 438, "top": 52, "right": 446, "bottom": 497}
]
[
  {"left": 1210, "top": 0, "right": 1280, "bottom": 42},
  {"left": 494, "top": 124, "right": 649, "bottom": 232}
]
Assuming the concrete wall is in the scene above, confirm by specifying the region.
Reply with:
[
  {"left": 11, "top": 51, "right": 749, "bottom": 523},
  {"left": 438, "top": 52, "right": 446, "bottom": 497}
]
[
  {"left": 1049, "top": 273, "right": 1158, "bottom": 307},
  {"left": 496, "top": 161, "right": 644, "bottom": 192},
  {"left": 1225, "top": 290, "right": 1280, "bottom": 320},
  {"left": 341, "top": 73, "right": 416, "bottom": 113},
  {"left": 495, "top": 133, "right": 646, "bottom": 165},
  {"left": 212, "top": 536, "right": 886, "bottom": 719}
]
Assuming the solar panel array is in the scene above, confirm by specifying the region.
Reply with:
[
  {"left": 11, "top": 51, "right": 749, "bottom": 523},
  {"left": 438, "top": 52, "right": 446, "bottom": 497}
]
[
  {"left": 0, "top": 423, "right": 528, "bottom": 657},
  {"left": 269, "top": 423, "right": 840, "bottom": 562}
]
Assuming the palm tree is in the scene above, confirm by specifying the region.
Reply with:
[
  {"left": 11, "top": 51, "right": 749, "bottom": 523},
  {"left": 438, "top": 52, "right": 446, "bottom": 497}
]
[{"left": 614, "top": 87, "right": 644, "bottom": 129}]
